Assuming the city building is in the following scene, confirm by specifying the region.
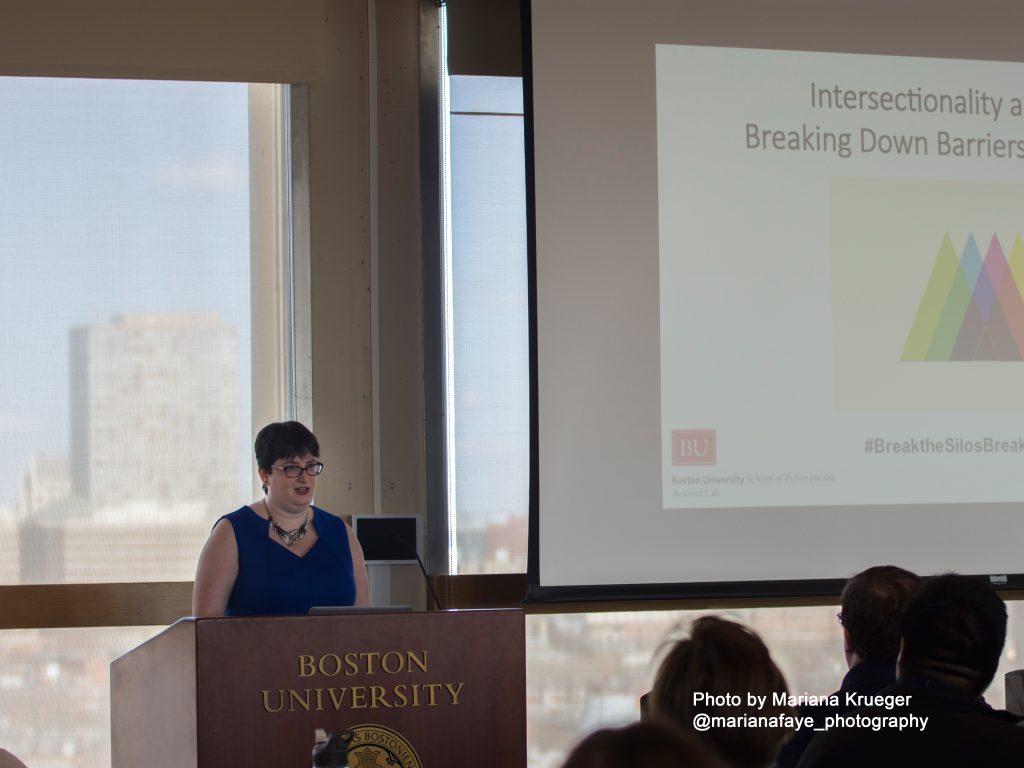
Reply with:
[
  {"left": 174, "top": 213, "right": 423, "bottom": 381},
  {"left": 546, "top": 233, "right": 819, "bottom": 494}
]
[{"left": 69, "top": 313, "right": 241, "bottom": 513}]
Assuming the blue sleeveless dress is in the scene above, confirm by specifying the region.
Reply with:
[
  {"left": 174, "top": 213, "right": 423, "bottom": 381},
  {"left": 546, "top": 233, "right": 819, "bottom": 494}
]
[{"left": 220, "top": 505, "right": 357, "bottom": 616}]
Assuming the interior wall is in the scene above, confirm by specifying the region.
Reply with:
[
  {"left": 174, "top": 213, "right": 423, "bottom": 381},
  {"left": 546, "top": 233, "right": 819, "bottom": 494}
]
[
  {"left": 308, "top": 0, "right": 374, "bottom": 519},
  {"left": 376, "top": 0, "right": 431, "bottom": 604},
  {"left": 0, "top": 0, "right": 326, "bottom": 82},
  {"left": 309, "top": 0, "right": 430, "bottom": 608}
]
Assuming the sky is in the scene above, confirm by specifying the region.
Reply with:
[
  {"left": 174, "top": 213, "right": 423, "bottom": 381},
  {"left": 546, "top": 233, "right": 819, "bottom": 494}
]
[{"left": 0, "top": 77, "right": 253, "bottom": 504}]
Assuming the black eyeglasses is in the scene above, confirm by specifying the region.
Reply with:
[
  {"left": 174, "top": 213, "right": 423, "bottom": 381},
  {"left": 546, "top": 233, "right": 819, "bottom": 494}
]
[
  {"left": 270, "top": 461, "right": 324, "bottom": 478},
  {"left": 836, "top": 612, "right": 844, "bottom": 626}
]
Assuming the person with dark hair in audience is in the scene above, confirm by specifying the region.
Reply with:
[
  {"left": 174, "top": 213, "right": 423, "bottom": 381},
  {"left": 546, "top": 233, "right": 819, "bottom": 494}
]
[
  {"left": 0, "top": 749, "right": 28, "bottom": 768},
  {"left": 648, "top": 616, "right": 794, "bottom": 768},
  {"left": 775, "top": 564, "right": 922, "bottom": 768},
  {"left": 798, "top": 573, "right": 1024, "bottom": 768},
  {"left": 560, "top": 721, "right": 728, "bottom": 768},
  {"left": 192, "top": 421, "right": 369, "bottom": 616}
]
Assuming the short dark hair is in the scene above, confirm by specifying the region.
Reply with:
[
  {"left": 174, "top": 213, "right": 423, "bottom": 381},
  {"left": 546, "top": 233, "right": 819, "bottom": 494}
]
[
  {"left": 840, "top": 565, "right": 922, "bottom": 663},
  {"left": 650, "top": 616, "right": 792, "bottom": 768},
  {"left": 560, "top": 721, "right": 726, "bottom": 768},
  {"left": 254, "top": 421, "right": 320, "bottom": 471},
  {"left": 900, "top": 573, "right": 1007, "bottom": 696}
]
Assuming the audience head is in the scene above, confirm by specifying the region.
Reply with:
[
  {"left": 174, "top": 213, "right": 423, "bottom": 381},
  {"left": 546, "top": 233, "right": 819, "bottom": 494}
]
[
  {"left": 839, "top": 565, "right": 922, "bottom": 666},
  {"left": 649, "top": 616, "right": 792, "bottom": 768},
  {"left": 898, "top": 573, "right": 1007, "bottom": 696},
  {"left": 560, "top": 721, "right": 726, "bottom": 768},
  {"left": 0, "top": 750, "right": 29, "bottom": 768}
]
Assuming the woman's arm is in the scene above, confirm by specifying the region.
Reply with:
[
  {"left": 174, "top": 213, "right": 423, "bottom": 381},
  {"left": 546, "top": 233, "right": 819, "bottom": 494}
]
[
  {"left": 191, "top": 518, "right": 239, "bottom": 617},
  {"left": 345, "top": 521, "right": 371, "bottom": 606}
]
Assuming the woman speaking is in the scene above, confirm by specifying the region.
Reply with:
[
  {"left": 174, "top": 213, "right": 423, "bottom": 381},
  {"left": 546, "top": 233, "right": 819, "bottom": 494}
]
[{"left": 192, "top": 421, "right": 369, "bottom": 616}]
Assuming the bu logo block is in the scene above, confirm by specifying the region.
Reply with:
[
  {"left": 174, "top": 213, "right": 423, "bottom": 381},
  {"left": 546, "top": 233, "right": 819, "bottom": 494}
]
[{"left": 672, "top": 430, "right": 716, "bottom": 466}]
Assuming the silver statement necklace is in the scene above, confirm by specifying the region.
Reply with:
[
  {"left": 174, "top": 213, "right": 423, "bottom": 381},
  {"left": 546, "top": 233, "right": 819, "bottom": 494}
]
[{"left": 263, "top": 498, "right": 310, "bottom": 546}]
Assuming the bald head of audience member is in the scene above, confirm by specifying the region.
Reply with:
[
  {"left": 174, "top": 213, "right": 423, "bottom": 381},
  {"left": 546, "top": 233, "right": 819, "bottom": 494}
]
[
  {"left": 840, "top": 565, "right": 922, "bottom": 668},
  {"left": 898, "top": 573, "right": 1007, "bottom": 696},
  {"left": 649, "top": 616, "right": 792, "bottom": 768},
  {"left": 560, "top": 721, "right": 727, "bottom": 768}
]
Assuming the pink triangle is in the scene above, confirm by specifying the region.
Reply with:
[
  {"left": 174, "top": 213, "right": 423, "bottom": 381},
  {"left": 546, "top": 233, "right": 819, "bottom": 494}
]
[{"left": 986, "top": 235, "right": 1024, "bottom": 357}]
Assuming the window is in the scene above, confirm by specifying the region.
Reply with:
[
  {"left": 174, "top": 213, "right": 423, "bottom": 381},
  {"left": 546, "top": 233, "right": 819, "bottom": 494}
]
[
  {"left": 0, "top": 627, "right": 156, "bottom": 766},
  {"left": 0, "top": 76, "right": 294, "bottom": 767},
  {"left": 526, "top": 606, "right": 1021, "bottom": 767},
  {"left": 444, "top": 74, "right": 530, "bottom": 574},
  {"left": 0, "top": 77, "right": 295, "bottom": 585}
]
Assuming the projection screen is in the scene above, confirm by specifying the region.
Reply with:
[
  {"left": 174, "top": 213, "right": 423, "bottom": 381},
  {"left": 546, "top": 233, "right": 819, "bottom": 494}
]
[{"left": 525, "top": 0, "right": 1024, "bottom": 600}]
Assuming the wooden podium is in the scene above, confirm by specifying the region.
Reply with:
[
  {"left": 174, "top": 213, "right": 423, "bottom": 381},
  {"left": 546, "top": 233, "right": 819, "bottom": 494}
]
[{"left": 110, "top": 609, "right": 525, "bottom": 767}]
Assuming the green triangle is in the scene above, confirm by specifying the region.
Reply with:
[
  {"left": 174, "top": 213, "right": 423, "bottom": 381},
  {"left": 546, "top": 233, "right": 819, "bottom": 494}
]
[
  {"left": 1008, "top": 234, "right": 1024, "bottom": 301},
  {"left": 902, "top": 234, "right": 961, "bottom": 360},
  {"left": 927, "top": 253, "right": 974, "bottom": 360}
]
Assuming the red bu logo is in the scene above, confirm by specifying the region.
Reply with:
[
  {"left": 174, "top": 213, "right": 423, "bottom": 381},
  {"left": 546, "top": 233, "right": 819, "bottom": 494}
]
[{"left": 672, "top": 430, "right": 716, "bottom": 466}]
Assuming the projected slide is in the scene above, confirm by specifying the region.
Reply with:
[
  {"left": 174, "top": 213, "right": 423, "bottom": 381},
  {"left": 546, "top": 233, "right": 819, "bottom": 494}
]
[{"left": 658, "top": 46, "right": 1024, "bottom": 510}]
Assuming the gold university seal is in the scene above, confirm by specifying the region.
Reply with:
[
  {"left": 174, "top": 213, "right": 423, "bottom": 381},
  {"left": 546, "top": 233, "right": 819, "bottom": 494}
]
[{"left": 346, "top": 723, "right": 422, "bottom": 768}]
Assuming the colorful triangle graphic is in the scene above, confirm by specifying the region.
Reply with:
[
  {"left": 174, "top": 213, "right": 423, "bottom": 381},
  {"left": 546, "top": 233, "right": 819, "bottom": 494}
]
[{"left": 902, "top": 233, "right": 1024, "bottom": 362}]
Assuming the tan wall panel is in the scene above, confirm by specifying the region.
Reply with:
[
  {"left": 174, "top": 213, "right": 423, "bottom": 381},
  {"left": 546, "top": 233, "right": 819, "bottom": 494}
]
[
  {"left": 376, "top": 0, "right": 429, "bottom": 609},
  {"left": 0, "top": 0, "right": 325, "bottom": 82},
  {"left": 377, "top": 0, "right": 425, "bottom": 521},
  {"left": 309, "top": 1, "right": 374, "bottom": 518}
]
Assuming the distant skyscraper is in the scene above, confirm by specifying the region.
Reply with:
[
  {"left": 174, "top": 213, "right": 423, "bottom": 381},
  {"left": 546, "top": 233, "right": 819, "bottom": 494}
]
[
  {"left": 16, "top": 455, "right": 71, "bottom": 518},
  {"left": 70, "top": 313, "right": 241, "bottom": 512}
]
